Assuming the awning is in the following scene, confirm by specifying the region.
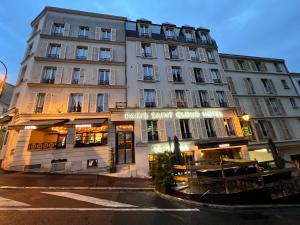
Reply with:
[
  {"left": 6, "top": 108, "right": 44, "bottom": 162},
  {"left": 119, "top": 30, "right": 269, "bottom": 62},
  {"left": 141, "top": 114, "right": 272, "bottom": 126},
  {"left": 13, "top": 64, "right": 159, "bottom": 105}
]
[
  {"left": 8, "top": 119, "right": 69, "bottom": 130},
  {"left": 65, "top": 118, "right": 107, "bottom": 126},
  {"left": 195, "top": 137, "right": 248, "bottom": 149}
]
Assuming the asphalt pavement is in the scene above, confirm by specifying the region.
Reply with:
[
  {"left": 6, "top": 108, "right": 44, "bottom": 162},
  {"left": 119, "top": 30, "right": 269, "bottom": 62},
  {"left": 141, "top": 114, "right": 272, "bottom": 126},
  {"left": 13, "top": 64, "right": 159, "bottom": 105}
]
[{"left": 0, "top": 189, "right": 299, "bottom": 225}]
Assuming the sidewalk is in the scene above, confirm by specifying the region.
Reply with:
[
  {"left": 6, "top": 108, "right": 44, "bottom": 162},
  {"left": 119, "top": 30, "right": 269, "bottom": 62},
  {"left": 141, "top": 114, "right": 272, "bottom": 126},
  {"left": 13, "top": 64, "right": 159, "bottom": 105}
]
[{"left": 0, "top": 170, "right": 153, "bottom": 189}]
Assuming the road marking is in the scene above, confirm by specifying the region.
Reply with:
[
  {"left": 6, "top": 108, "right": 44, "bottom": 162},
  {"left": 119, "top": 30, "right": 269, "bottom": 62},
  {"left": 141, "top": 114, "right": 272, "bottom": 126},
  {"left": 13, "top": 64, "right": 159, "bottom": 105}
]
[
  {"left": 0, "top": 207, "right": 200, "bottom": 211},
  {"left": 42, "top": 192, "right": 136, "bottom": 208},
  {"left": 0, "top": 197, "right": 30, "bottom": 207}
]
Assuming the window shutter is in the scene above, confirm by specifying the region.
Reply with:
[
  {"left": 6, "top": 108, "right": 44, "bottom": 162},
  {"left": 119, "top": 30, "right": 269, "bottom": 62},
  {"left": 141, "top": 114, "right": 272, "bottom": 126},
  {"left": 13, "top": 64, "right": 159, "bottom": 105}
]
[
  {"left": 79, "top": 68, "right": 85, "bottom": 84},
  {"left": 103, "top": 93, "right": 109, "bottom": 112},
  {"left": 111, "top": 28, "right": 116, "bottom": 41},
  {"left": 219, "top": 69, "right": 226, "bottom": 83},
  {"left": 277, "top": 98, "right": 286, "bottom": 115},
  {"left": 245, "top": 61, "right": 251, "bottom": 71},
  {"left": 266, "top": 120, "right": 276, "bottom": 140},
  {"left": 64, "top": 23, "right": 70, "bottom": 36},
  {"left": 137, "top": 63, "right": 143, "bottom": 80},
  {"left": 199, "top": 119, "right": 208, "bottom": 139},
  {"left": 92, "top": 68, "right": 98, "bottom": 84},
  {"left": 26, "top": 92, "right": 36, "bottom": 113},
  {"left": 208, "top": 90, "right": 216, "bottom": 107},
  {"left": 226, "top": 77, "right": 236, "bottom": 94},
  {"left": 174, "top": 119, "right": 182, "bottom": 140},
  {"left": 83, "top": 93, "right": 89, "bottom": 112},
  {"left": 110, "top": 47, "right": 114, "bottom": 61},
  {"left": 169, "top": 90, "right": 176, "bottom": 107},
  {"left": 234, "top": 97, "right": 243, "bottom": 115},
  {"left": 60, "top": 44, "right": 66, "bottom": 59},
  {"left": 214, "top": 91, "right": 220, "bottom": 107},
  {"left": 279, "top": 120, "right": 292, "bottom": 140},
  {"left": 154, "top": 64, "right": 160, "bottom": 81},
  {"left": 233, "top": 60, "right": 240, "bottom": 70},
  {"left": 269, "top": 80, "right": 277, "bottom": 94},
  {"left": 136, "top": 41, "right": 141, "bottom": 57},
  {"left": 204, "top": 68, "right": 212, "bottom": 83},
  {"left": 252, "top": 98, "right": 263, "bottom": 116},
  {"left": 261, "top": 62, "right": 268, "bottom": 72},
  {"left": 151, "top": 43, "right": 157, "bottom": 58},
  {"left": 95, "top": 27, "right": 101, "bottom": 40},
  {"left": 87, "top": 46, "right": 93, "bottom": 60},
  {"left": 139, "top": 89, "right": 144, "bottom": 108},
  {"left": 43, "top": 93, "right": 52, "bottom": 113},
  {"left": 157, "top": 120, "right": 167, "bottom": 141},
  {"left": 156, "top": 89, "right": 162, "bottom": 108},
  {"left": 190, "top": 119, "right": 199, "bottom": 139},
  {"left": 109, "top": 70, "right": 116, "bottom": 85},
  {"left": 186, "top": 90, "right": 193, "bottom": 108},
  {"left": 215, "top": 118, "right": 226, "bottom": 138},
  {"left": 264, "top": 98, "right": 274, "bottom": 116},
  {"left": 89, "top": 93, "right": 96, "bottom": 112},
  {"left": 163, "top": 44, "right": 170, "bottom": 59},
  {"left": 141, "top": 120, "right": 147, "bottom": 143},
  {"left": 254, "top": 122, "right": 264, "bottom": 141},
  {"left": 226, "top": 91, "right": 234, "bottom": 107},
  {"left": 190, "top": 68, "right": 196, "bottom": 83},
  {"left": 194, "top": 91, "right": 200, "bottom": 107},
  {"left": 55, "top": 66, "right": 63, "bottom": 84},
  {"left": 64, "top": 67, "right": 72, "bottom": 84},
  {"left": 186, "top": 47, "right": 191, "bottom": 60},
  {"left": 92, "top": 47, "right": 98, "bottom": 61},
  {"left": 249, "top": 61, "right": 257, "bottom": 71},
  {"left": 37, "top": 41, "right": 48, "bottom": 57},
  {"left": 68, "top": 45, "right": 76, "bottom": 59},
  {"left": 167, "top": 66, "right": 173, "bottom": 82},
  {"left": 178, "top": 46, "right": 184, "bottom": 59},
  {"left": 221, "top": 58, "right": 228, "bottom": 70},
  {"left": 44, "top": 21, "right": 53, "bottom": 34}
]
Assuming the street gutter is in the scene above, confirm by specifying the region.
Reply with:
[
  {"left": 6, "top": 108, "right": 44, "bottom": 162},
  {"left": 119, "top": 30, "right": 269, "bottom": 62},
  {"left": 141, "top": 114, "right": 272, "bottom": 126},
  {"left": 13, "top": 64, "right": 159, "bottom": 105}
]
[{"left": 0, "top": 186, "right": 154, "bottom": 191}]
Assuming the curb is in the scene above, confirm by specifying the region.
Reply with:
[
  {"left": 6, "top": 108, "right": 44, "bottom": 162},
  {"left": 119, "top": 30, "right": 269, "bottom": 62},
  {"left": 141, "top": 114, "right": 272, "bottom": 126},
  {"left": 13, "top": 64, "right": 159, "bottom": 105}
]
[
  {"left": 0, "top": 186, "right": 155, "bottom": 191},
  {"left": 154, "top": 190, "right": 300, "bottom": 210}
]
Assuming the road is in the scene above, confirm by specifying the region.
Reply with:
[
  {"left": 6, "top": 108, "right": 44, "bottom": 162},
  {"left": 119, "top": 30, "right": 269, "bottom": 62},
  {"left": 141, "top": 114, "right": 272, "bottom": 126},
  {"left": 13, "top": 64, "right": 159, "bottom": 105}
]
[{"left": 0, "top": 189, "right": 299, "bottom": 225}]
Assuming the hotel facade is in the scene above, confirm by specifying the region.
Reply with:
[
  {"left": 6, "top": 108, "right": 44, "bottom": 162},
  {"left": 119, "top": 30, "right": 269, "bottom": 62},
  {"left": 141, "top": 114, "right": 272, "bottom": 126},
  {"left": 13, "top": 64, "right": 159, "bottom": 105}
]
[{"left": 0, "top": 7, "right": 299, "bottom": 177}]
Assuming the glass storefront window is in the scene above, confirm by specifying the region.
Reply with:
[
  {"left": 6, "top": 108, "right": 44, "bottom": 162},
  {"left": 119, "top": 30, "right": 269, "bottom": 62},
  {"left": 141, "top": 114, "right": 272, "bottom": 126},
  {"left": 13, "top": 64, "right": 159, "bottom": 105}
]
[{"left": 75, "top": 126, "right": 108, "bottom": 147}]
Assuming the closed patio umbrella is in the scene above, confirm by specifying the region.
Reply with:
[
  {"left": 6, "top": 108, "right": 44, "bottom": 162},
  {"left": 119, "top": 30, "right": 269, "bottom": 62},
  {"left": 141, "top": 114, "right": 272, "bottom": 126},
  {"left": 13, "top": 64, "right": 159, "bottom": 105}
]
[
  {"left": 173, "top": 136, "right": 183, "bottom": 165},
  {"left": 268, "top": 138, "right": 285, "bottom": 169}
]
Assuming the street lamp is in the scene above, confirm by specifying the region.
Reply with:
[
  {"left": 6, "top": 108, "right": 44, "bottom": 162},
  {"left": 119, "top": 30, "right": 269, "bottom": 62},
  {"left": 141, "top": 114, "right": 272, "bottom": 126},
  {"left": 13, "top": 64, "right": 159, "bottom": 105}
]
[
  {"left": 0, "top": 60, "right": 7, "bottom": 96},
  {"left": 242, "top": 113, "right": 250, "bottom": 122},
  {"left": 241, "top": 112, "right": 252, "bottom": 137}
]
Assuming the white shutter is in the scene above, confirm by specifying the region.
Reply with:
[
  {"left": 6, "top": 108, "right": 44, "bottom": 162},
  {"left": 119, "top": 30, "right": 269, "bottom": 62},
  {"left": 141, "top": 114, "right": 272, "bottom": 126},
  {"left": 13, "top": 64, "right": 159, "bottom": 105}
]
[
  {"left": 141, "top": 120, "right": 148, "bottom": 143},
  {"left": 174, "top": 119, "right": 182, "bottom": 140},
  {"left": 79, "top": 68, "right": 85, "bottom": 84},
  {"left": 203, "top": 68, "right": 212, "bottom": 83},
  {"left": 111, "top": 28, "right": 116, "bottom": 41},
  {"left": 164, "top": 44, "right": 170, "bottom": 59},
  {"left": 87, "top": 47, "right": 93, "bottom": 60},
  {"left": 190, "top": 67, "right": 196, "bottom": 83},
  {"left": 226, "top": 91, "right": 235, "bottom": 107},
  {"left": 169, "top": 90, "right": 176, "bottom": 107},
  {"left": 199, "top": 119, "right": 208, "bottom": 139},
  {"left": 110, "top": 47, "right": 114, "bottom": 61},
  {"left": 154, "top": 64, "right": 160, "bottom": 81},
  {"left": 199, "top": 48, "right": 207, "bottom": 62},
  {"left": 93, "top": 47, "right": 99, "bottom": 61},
  {"left": 178, "top": 46, "right": 184, "bottom": 59},
  {"left": 156, "top": 89, "right": 162, "bottom": 108},
  {"left": 83, "top": 93, "right": 89, "bottom": 113},
  {"left": 95, "top": 27, "right": 101, "bottom": 40},
  {"left": 64, "top": 23, "right": 70, "bottom": 36},
  {"left": 186, "top": 90, "right": 193, "bottom": 108},
  {"left": 158, "top": 120, "right": 167, "bottom": 141},
  {"left": 103, "top": 93, "right": 109, "bottom": 111},
  {"left": 68, "top": 44, "right": 76, "bottom": 59},
  {"left": 139, "top": 89, "right": 144, "bottom": 108},
  {"left": 167, "top": 66, "right": 173, "bottom": 82},
  {"left": 55, "top": 66, "right": 63, "bottom": 84},
  {"left": 194, "top": 91, "right": 200, "bottom": 107},
  {"left": 136, "top": 41, "right": 141, "bottom": 57},
  {"left": 151, "top": 43, "right": 157, "bottom": 58},
  {"left": 137, "top": 63, "right": 143, "bottom": 80},
  {"left": 186, "top": 47, "right": 191, "bottom": 60},
  {"left": 191, "top": 119, "right": 199, "bottom": 139},
  {"left": 89, "top": 93, "right": 96, "bottom": 112},
  {"left": 219, "top": 69, "right": 226, "bottom": 83},
  {"left": 44, "top": 21, "right": 53, "bottom": 34},
  {"left": 216, "top": 118, "right": 226, "bottom": 138},
  {"left": 60, "top": 44, "right": 66, "bottom": 59},
  {"left": 109, "top": 70, "right": 116, "bottom": 85},
  {"left": 43, "top": 93, "right": 52, "bottom": 113},
  {"left": 208, "top": 90, "right": 216, "bottom": 107}
]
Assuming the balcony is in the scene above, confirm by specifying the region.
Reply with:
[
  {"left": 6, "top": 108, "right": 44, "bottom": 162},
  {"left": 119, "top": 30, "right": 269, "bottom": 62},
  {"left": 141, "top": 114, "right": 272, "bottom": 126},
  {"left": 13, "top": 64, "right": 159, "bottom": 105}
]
[
  {"left": 142, "top": 52, "right": 152, "bottom": 57},
  {"left": 99, "top": 80, "right": 109, "bottom": 85},
  {"left": 35, "top": 107, "right": 43, "bottom": 113},
  {"left": 101, "top": 37, "right": 111, "bottom": 41},
  {"left": 28, "top": 142, "right": 66, "bottom": 151},
  {"left": 191, "top": 57, "right": 200, "bottom": 61},
  {"left": 96, "top": 106, "right": 103, "bottom": 112},
  {"left": 115, "top": 102, "right": 127, "bottom": 108},
  {"left": 200, "top": 102, "right": 210, "bottom": 108},
  {"left": 148, "top": 134, "right": 159, "bottom": 141},
  {"left": 76, "top": 56, "right": 87, "bottom": 60},
  {"left": 72, "top": 79, "right": 79, "bottom": 84},
  {"left": 182, "top": 132, "right": 192, "bottom": 139},
  {"left": 140, "top": 32, "right": 150, "bottom": 38},
  {"left": 213, "top": 79, "right": 222, "bottom": 84},
  {"left": 195, "top": 77, "right": 205, "bottom": 83},
  {"left": 78, "top": 35, "right": 89, "bottom": 39},
  {"left": 165, "top": 35, "right": 176, "bottom": 40},
  {"left": 207, "top": 131, "right": 217, "bottom": 138},
  {"left": 145, "top": 102, "right": 156, "bottom": 108},
  {"left": 185, "top": 38, "right": 195, "bottom": 43},
  {"left": 99, "top": 57, "right": 111, "bottom": 61},
  {"left": 68, "top": 105, "right": 82, "bottom": 113},
  {"left": 52, "top": 32, "right": 63, "bottom": 36},
  {"left": 176, "top": 101, "right": 187, "bottom": 108},
  {"left": 41, "top": 78, "right": 55, "bottom": 84},
  {"left": 170, "top": 54, "right": 179, "bottom": 60},
  {"left": 173, "top": 75, "right": 183, "bottom": 83},
  {"left": 219, "top": 102, "right": 228, "bottom": 107},
  {"left": 47, "top": 54, "right": 59, "bottom": 58},
  {"left": 143, "top": 76, "right": 154, "bottom": 81}
]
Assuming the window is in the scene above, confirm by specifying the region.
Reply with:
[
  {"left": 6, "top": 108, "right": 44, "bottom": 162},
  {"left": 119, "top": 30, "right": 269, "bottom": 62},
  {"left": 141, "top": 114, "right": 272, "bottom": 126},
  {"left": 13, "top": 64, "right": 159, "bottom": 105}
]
[
  {"left": 97, "top": 94, "right": 104, "bottom": 112},
  {"left": 52, "top": 23, "right": 64, "bottom": 36},
  {"left": 254, "top": 61, "right": 267, "bottom": 72},
  {"left": 100, "top": 48, "right": 111, "bottom": 61},
  {"left": 198, "top": 91, "right": 210, "bottom": 107},
  {"left": 101, "top": 29, "right": 111, "bottom": 40},
  {"left": 269, "top": 98, "right": 281, "bottom": 115},
  {"left": 207, "top": 50, "right": 215, "bottom": 62},
  {"left": 143, "top": 65, "right": 154, "bottom": 80},
  {"left": 216, "top": 91, "right": 228, "bottom": 107},
  {"left": 165, "top": 28, "right": 175, "bottom": 39},
  {"left": 237, "top": 60, "right": 247, "bottom": 70},
  {"left": 35, "top": 93, "right": 45, "bottom": 113},
  {"left": 78, "top": 26, "right": 89, "bottom": 38},
  {"left": 140, "top": 24, "right": 149, "bottom": 37},
  {"left": 189, "top": 48, "right": 199, "bottom": 61},
  {"left": 144, "top": 89, "right": 156, "bottom": 108},
  {"left": 290, "top": 98, "right": 298, "bottom": 109},
  {"left": 258, "top": 120, "right": 268, "bottom": 137},
  {"left": 87, "top": 159, "right": 98, "bottom": 168},
  {"left": 147, "top": 120, "right": 158, "bottom": 141},
  {"left": 185, "top": 31, "right": 193, "bottom": 42},
  {"left": 200, "top": 32, "right": 209, "bottom": 43},
  {"left": 76, "top": 46, "right": 88, "bottom": 60},
  {"left": 98, "top": 70, "right": 110, "bottom": 85},
  {"left": 261, "top": 79, "right": 275, "bottom": 94},
  {"left": 244, "top": 78, "right": 255, "bottom": 94},
  {"left": 47, "top": 44, "right": 61, "bottom": 58},
  {"left": 19, "top": 66, "right": 27, "bottom": 83},
  {"left": 26, "top": 43, "right": 33, "bottom": 57},
  {"left": 141, "top": 43, "right": 152, "bottom": 57},
  {"left": 211, "top": 69, "right": 221, "bottom": 83},
  {"left": 204, "top": 119, "right": 216, "bottom": 137},
  {"left": 68, "top": 94, "right": 83, "bottom": 112},
  {"left": 281, "top": 80, "right": 289, "bottom": 89},
  {"left": 224, "top": 118, "right": 235, "bottom": 136},
  {"left": 194, "top": 68, "right": 204, "bottom": 83},
  {"left": 172, "top": 66, "right": 182, "bottom": 82},
  {"left": 180, "top": 119, "right": 191, "bottom": 139},
  {"left": 72, "top": 68, "right": 80, "bottom": 84},
  {"left": 75, "top": 125, "right": 108, "bottom": 147},
  {"left": 175, "top": 90, "right": 186, "bottom": 107},
  {"left": 274, "top": 63, "right": 282, "bottom": 72},
  {"left": 169, "top": 46, "right": 179, "bottom": 59},
  {"left": 41, "top": 67, "right": 56, "bottom": 84}
]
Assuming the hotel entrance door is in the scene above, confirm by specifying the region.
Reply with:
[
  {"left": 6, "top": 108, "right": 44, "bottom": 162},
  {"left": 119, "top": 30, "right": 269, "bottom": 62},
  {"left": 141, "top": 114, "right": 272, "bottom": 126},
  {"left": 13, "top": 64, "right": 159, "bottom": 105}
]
[{"left": 116, "top": 132, "right": 134, "bottom": 164}]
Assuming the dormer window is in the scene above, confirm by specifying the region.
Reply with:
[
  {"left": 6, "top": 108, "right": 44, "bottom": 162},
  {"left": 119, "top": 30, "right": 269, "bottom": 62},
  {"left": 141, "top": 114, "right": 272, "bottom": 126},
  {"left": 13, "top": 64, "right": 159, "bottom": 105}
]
[
  {"left": 78, "top": 26, "right": 89, "bottom": 38},
  {"left": 165, "top": 28, "right": 175, "bottom": 39},
  {"left": 207, "top": 50, "right": 215, "bottom": 62},
  {"left": 101, "top": 29, "right": 111, "bottom": 41},
  {"left": 140, "top": 24, "right": 149, "bottom": 37},
  {"left": 200, "top": 32, "right": 209, "bottom": 43},
  {"left": 185, "top": 31, "right": 194, "bottom": 42},
  {"left": 52, "top": 23, "right": 64, "bottom": 36}
]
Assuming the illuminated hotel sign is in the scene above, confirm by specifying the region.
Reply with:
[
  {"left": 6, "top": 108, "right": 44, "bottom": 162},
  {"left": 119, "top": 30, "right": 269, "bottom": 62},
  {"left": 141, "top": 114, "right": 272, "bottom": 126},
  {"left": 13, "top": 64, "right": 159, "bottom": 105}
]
[{"left": 124, "top": 110, "right": 223, "bottom": 120}]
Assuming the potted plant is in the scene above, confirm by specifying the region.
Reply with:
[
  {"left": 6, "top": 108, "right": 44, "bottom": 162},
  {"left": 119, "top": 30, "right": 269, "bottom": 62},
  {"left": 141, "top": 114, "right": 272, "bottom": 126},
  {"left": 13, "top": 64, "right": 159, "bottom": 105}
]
[{"left": 109, "top": 148, "right": 117, "bottom": 173}]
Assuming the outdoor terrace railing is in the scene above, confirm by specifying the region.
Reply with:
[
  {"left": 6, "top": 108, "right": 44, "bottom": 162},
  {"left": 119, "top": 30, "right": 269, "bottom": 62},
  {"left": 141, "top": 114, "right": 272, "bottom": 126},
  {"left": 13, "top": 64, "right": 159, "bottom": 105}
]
[{"left": 28, "top": 142, "right": 66, "bottom": 151}]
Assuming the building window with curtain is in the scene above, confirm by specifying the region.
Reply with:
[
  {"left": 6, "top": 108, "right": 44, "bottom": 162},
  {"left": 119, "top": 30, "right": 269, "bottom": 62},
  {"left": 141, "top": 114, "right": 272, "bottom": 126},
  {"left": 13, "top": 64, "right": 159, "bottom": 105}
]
[
  {"left": 144, "top": 89, "right": 156, "bottom": 108},
  {"left": 172, "top": 66, "right": 182, "bottom": 82},
  {"left": 207, "top": 50, "right": 215, "bottom": 62},
  {"left": 35, "top": 93, "right": 45, "bottom": 113},
  {"left": 47, "top": 43, "right": 61, "bottom": 58},
  {"left": 180, "top": 119, "right": 191, "bottom": 139},
  {"left": 41, "top": 67, "right": 56, "bottom": 84},
  {"left": 204, "top": 119, "right": 216, "bottom": 137},
  {"left": 189, "top": 48, "right": 199, "bottom": 61},
  {"left": 169, "top": 46, "right": 179, "bottom": 59},
  {"left": 224, "top": 118, "right": 236, "bottom": 136},
  {"left": 99, "top": 48, "right": 111, "bottom": 61},
  {"left": 261, "top": 79, "right": 275, "bottom": 94},
  {"left": 198, "top": 91, "right": 210, "bottom": 107},
  {"left": 98, "top": 69, "right": 110, "bottom": 85},
  {"left": 78, "top": 26, "right": 89, "bottom": 38},
  {"left": 72, "top": 68, "right": 80, "bottom": 84},
  {"left": 175, "top": 90, "right": 186, "bottom": 107},
  {"left": 194, "top": 68, "right": 204, "bottom": 83},
  {"left": 76, "top": 46, "right": 88, "bottom": 60},
  {"left": 97, "top": 94, "right": 104, "bottom": 112},
  {"left": 147, "top": 120, "right": 158, "bottom": 141},
  {"left": 143, "top": 64, "right": 154, "bottom": 80},
  {"left": 141, "top": 43, "right": 152, "bottom": 57},
  {"left": 216, "top": 91, "right": 228, "bottom": 107},
  {"left": 140, "top": 24, "right": 149, "bottom": 37},
  {"left": 101, "top": 28, "right": 111, "bottom": 40},
  {"left": 68, "top": 94, "right": 83, "bottom": 112},
  {"left": 185, "top": 31, "right": 194, "bottom": 42},
  {"left": 165, "top": 28, "right": 175, "bottom": 39},
  {"left": 211, "top": 69, "right": 221, "bottom": 83},
  {"left": 52, "top": 23, "right": 64, "bottom": 36}
]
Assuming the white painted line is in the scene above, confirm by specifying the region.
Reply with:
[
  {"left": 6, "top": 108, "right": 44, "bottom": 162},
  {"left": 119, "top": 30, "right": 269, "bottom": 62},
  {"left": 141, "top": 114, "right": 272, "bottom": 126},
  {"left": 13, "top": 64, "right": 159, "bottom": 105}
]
[
  {"left": 0, "top": 207, "right": 200, "bottom": 211},
  {"left": 0, "top": 186, "right": 154, "bottom": 191},
  {"left": 42, "top": 192, "right": 136, "bottom": 208},
  {"left": 0, "top": 197, "right": 30, "bottom": 207}
]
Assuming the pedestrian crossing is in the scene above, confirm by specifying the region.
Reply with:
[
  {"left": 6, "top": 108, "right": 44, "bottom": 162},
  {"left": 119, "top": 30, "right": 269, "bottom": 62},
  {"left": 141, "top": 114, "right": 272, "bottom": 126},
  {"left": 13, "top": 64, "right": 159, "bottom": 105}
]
[{"left": 0, "top": 196, "right": 31, "bottom": 207}]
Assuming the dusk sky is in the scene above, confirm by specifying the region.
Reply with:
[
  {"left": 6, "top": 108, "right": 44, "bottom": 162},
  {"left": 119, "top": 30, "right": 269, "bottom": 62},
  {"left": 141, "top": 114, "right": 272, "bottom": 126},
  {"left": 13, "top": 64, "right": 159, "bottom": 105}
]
[{"left": 0, "top": 0, "right": 299, "bottom": 84}]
